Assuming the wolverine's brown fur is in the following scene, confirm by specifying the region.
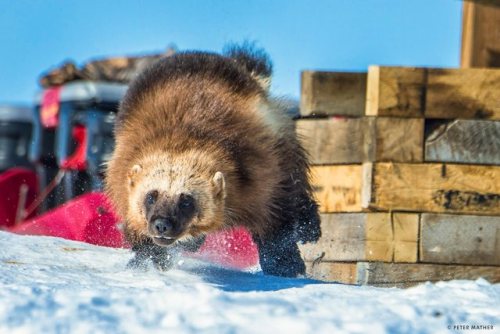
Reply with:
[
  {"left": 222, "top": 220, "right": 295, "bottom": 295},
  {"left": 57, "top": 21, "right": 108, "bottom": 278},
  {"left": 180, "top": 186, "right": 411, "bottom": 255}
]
[{"left": 105, "top": 46, "right": 320, "bottom": 277}]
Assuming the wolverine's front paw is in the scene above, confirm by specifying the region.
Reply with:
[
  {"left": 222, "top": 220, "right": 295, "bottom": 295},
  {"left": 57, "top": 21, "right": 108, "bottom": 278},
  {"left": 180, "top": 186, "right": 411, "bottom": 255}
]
[
  {"left": 126, "top": 253, "right": 176, "bottom": 271},
  {"left": 127, "top": 255, "right": 150, "bottom": 270},
  {"left": 127, "top": 243, "right": 178, "bottom": 271},
  {"left": 151, "top": 253, "right": 176, "bottom": 271}
]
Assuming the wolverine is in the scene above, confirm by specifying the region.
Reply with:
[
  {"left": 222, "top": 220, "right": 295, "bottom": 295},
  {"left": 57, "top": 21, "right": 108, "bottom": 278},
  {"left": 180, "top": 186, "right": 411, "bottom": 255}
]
[{"left": 105, "top": 44, "right": 320, "bottom": 277}]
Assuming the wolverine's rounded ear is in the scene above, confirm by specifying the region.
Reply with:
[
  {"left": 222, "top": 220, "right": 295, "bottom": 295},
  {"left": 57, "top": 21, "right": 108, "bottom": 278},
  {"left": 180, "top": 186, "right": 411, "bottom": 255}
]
[
  {"left": 128, "top": 164, "right": 143, "bottom": 188},
  {"left": 212, "top": 171, "right": 226, "bottom": 199}
]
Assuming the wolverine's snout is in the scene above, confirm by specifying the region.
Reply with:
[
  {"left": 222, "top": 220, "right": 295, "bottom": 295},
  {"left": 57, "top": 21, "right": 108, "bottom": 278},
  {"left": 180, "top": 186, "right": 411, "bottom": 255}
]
[
  {"left": 144, "top": 191, "right": 198, "bottom": 246},
  {"left": 152, "top": 217, "right": 175, "bottom": 235},
  {"left": 148, "top": 214, "right": 186, "bottom": 237},
  {"left": 149, "top": 216, "right": 184, "bottom": 246}
]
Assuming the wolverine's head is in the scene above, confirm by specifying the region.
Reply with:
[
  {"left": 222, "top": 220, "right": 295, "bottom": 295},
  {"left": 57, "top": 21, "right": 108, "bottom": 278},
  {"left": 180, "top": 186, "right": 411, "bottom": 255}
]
[{"left": 126, "top": 151, "right": 226, "bottom": 247}]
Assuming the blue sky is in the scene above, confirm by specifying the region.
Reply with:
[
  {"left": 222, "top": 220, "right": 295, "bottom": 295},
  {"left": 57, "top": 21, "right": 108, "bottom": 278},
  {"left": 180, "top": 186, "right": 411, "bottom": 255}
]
[{"left": 0, "top": 0, "right": 463, "bottom": 105}]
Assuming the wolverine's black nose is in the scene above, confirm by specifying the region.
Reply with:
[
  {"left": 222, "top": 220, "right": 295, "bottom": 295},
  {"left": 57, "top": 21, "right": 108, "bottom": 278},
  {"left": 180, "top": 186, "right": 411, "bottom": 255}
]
[{"left": 153, "top": 218, "right": 174, "bottom": 235}]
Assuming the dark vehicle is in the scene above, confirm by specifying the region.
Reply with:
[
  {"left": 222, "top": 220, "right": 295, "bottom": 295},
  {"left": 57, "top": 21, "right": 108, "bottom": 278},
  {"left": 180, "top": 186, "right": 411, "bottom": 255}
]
[
  {"left": 31, "top": 81, "right": 127, "bottom": 212},
  {"left": 0, "top": 105, "right": 34, "bottom": 172}
]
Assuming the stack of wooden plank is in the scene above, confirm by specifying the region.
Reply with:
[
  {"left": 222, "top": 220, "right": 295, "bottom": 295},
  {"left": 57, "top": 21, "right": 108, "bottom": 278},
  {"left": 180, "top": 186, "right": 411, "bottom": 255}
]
[{"left": 297, "top": 66, "right": 500, "bottom": 287}]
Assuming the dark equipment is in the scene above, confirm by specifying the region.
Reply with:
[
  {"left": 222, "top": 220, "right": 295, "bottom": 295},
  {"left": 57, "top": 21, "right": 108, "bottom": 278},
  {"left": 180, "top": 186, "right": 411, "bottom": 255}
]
[
  {"left": 30, "top": 81, "right": 127, "bottom": 213},
  {"left": 0, "top": 105, "right": 34, "bottom": 172}
]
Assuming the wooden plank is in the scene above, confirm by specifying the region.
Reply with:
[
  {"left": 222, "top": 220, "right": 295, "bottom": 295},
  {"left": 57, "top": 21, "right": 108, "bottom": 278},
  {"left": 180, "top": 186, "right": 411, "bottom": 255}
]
[
  {"left": 305, "top": 262, "right": 358, "bottom": 284},
  {"left": 426, "top": 68, "right": 500, "bottom": 120},
  {"left": 315, "top": 163, "right": 500, "bottom": 214},
  {"left": 365, "top": 66, "right": 426, "bottom": 118},
  {"left": 299, "top": 213, "right": 418, "bottom": 262},
  {"left": 356, "top": 262, "right": 500, "bottom": 286},
  {"left": 366, "top": 66, "right": 500, "bottom": 120},
  {"left": 420, "top": 213, "right": 500, "bottom": 266},
  {"left": 363, "top": 163, "right": 500, "bottom": 215},
  {"left": 461, "top": 1, "right": 500, "bottom": 68},
  {"left": 300, "top": 71, "right": 367, "bottom": 117},
  {"left": 461, "top": 1, "right": 475, "bottom": 68},
  {"left": 391, "top": 213, "right": 420, "bottom": 262},
  {"left": 365, "top": 212, "right": 419, "bottom": 263},
  {"left": 310, "top": 165, "right": 363, "bottom": 212},
  {"left": 296, "top": 117, "right": 423, "bottom": 164},
  {"left": 296, "top": 118, "right": 366, "bottom": 164},
  {"left": 306, "top": 261, "right": 500, "bottom": 286},
  {"left": 425, "top": 119, "right": 500, "bottom": 165},
  {"left": 371, "top": 117, "right": 423, "bottom": 162}
]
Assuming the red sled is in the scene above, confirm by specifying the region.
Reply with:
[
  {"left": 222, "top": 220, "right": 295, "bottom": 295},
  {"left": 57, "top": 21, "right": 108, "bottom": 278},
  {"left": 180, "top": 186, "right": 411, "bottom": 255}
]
[
  {"left": 6, "top": 191, "right": 259, "bottom": 269},
  {"left": 0, "top": 168, "right": 38, "bottom": 228},
  {"left": 8, "top": 192, "right": 125, "bottom": 248}
]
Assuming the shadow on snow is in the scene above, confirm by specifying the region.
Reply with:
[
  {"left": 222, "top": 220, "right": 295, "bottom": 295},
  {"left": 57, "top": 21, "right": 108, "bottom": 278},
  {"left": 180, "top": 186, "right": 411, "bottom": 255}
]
[{"left": 184, "top": 264, "right": 338, "bottom": 292}]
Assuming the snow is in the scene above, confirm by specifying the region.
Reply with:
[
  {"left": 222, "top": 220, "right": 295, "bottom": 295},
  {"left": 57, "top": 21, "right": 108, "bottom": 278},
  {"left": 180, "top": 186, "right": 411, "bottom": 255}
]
[{"left": 0, "top": 231, "right": 498, "bottom": 334}]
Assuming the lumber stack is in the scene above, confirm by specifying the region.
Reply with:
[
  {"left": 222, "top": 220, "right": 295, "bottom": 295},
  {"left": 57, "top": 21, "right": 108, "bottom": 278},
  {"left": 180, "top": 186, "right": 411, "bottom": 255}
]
[{"left": 297, "top": 66, "right": 500, "bottom": 287}]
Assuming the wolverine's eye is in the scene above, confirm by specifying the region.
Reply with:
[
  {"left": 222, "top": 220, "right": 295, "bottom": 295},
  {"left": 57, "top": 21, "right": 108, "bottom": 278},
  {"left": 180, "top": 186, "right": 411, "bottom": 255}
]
[
  {"left": 178, "top": 194, "right": 195, "bottom": 211},
  {"left": 145, "top": 190, "right": 158, "bottom": 207}
]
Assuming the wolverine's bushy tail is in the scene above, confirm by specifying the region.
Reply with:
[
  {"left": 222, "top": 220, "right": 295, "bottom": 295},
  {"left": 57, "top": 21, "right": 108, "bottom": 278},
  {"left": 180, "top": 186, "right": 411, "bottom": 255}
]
[{"left": 223, "top": 42, "right": 273, "bottom": 91}]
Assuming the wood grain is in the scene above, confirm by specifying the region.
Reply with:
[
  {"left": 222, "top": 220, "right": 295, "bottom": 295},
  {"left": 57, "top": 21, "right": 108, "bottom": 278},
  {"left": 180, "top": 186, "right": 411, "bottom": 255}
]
[
  {"left": 365, "top": 66, "right": 426, "bottom": 118},
  {"left": 306, "top": 261, "right": 500, "bottom": 287},
  {"left": 426, "top": 68, "right": 500, "bottom": 120},
  {"left": 356, "top": 262, "right": 500, "bottom": 286},
  {"left": 363, "top": 163, "right": 500, "bottom": 215},
  {"left": 305, "top": 262, "right": 358, "bottom": 284},
  {"left": 300, "top": 71, "right": 367, "bottom": 116},
  {"left": 461, "top": 1, "right": 500, "bottom": 68},
  {"left": 310, "top": 165, "right": 363, "bottom": 212},
  {"left": 371, "top": 117, "right": 423, "bottom": 162},
  {"left": 425, "top": 119, "right": 500, "bottom": 165},
  {"left": 420, "top": 213, "right": 500, "bottom": 266},
  {"left": 296, "top": 117, "right": 423, "bottom": 164},
  {"left": 365, "top": 66, "right": 500, "bottom": 120},
  {"left": 296, "top": 118, "right": 366, "bottom": 164},
  {"left": 299, "top": 213, "right": 418, "bottom": 263}
]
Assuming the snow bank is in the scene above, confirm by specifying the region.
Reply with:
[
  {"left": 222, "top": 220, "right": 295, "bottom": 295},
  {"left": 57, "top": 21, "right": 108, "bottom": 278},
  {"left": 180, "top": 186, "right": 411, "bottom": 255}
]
[{"left": 0, "top": 231, "right": 498, "bottom": 334}]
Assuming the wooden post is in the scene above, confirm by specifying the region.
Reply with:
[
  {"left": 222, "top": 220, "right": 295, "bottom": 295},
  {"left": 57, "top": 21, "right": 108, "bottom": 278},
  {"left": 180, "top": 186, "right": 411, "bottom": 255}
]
[{"left": 461, "top": 1, "right": 500, "bottom": 68}]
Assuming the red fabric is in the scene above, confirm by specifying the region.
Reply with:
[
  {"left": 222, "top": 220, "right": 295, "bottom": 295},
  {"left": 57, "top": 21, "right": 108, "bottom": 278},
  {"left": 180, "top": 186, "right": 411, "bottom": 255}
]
[
  {"left": 60, "top": 125, "right": 88, "bottom": 171},
  {"left": 0, "top": 168, "right": 38, "bottom": 228},
  {"left": 40, "top": 86, "right": 61, "bottom": 128},
  {"left": 196, "top": 227, "right": 259, "bottom": 269},
  {"left": 9, "top": 191, "right": 259, "bottom": 269},
  {"left": 9, "top": 192, "right": 126, "bottom": 248}
]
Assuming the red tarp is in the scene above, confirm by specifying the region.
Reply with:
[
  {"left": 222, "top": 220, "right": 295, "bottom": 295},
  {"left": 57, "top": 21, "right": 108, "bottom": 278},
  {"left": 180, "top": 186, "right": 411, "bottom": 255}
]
[{"left": 6, "top": 190, "right": 259, "bottom": 269}]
